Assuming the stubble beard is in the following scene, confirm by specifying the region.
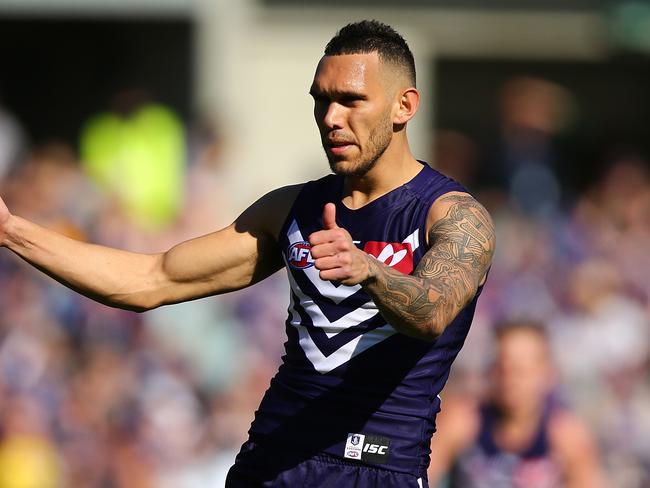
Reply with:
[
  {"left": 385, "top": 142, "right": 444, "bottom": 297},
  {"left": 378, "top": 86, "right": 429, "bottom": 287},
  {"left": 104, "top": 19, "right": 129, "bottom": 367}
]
[{"left": 327, "top": 112, "right": 393, "bottom": 178}]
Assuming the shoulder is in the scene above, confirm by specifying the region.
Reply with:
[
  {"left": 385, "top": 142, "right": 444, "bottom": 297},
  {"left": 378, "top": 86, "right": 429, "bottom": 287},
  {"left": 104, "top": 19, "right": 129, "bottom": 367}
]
[
  {"left": 548, "top": 409, "right": 596, "bottom": 454},
  {"left": 421, "top": 191, "right": 495, "bottom": 286},
  {"left": 259, "top": 183, "right": 306, "bottom": 207},
  {"left": 403, "top": 162, "right": 467, "bottom": 205},
  {"left": 235, "top": 183, "right": 306, "bottom": 240},
  {"left": 426, "top": 191, "right": 495, "bottom": 250},
  {"left": 548, "top": 409, "right": 607, "bottom": 486},
  {"left": 427, "top": 191, "right": 489, "bottom": 225}
]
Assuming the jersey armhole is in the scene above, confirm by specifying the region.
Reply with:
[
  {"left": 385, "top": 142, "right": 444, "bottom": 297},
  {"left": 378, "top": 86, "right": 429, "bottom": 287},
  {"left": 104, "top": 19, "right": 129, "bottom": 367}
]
[{"left": 276, "top": 174, "right": 341, "bottom": 243}]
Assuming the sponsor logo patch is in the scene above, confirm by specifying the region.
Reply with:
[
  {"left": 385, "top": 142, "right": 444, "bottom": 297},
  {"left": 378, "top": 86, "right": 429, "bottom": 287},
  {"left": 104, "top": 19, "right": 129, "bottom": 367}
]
[
  {"left": 343, "top": 433, "right": 391, "bottom": 464},
  {"left": 344, "top": 433, "right": 365, "bottom": 460},
  {"left": 363, "top": 241, "right": 414, "bottom": 274},
  {"left": 287, "top": 241, "right": 314, "bottom": 269}
]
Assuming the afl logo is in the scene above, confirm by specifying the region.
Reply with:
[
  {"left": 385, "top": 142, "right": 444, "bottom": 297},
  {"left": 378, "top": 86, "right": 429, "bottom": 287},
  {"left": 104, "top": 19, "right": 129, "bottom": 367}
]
[{"left": 288, "top": 241, "right": 314, "bottom": 269}]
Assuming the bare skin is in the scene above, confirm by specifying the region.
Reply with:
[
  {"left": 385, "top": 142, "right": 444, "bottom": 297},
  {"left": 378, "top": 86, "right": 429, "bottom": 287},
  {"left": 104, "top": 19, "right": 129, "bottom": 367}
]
[
  {"left": 0, "top": 51, "right": 494, "bottom": 342},
  {"left": 0, "top": 185, "right": 300, "bottom": 312}
]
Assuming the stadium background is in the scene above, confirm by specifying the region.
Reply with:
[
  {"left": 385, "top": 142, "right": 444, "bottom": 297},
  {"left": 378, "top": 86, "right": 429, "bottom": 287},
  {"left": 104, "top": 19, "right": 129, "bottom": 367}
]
[{"left": 1, "top": 0, "right": 650, "bottom": 486}]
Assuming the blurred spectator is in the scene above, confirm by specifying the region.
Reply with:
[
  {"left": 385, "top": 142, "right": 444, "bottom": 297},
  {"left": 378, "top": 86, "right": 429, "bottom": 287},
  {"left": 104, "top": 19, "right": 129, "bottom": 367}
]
[
  {"left": 0, "top": 395, "right": 64, "bottom": 488},
  {"left": 79, "top": 89, "right": 186, "bottom": 231},
  {"left": 492, "top": 77, "right": 577, "bottom": 218},
  {"left": 429, "top": 322, "right": 605, "bottom": 488}
]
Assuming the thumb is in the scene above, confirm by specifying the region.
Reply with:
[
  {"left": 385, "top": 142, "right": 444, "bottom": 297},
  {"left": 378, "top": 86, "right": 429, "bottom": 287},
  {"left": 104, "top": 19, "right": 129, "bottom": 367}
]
[{"left": 322, "top": 203, "right": 338, "bottom": 230}]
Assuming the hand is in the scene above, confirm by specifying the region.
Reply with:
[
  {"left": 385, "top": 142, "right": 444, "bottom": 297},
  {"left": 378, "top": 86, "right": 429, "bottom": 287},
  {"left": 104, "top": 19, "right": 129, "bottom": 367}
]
[
  {"left": 309, "top": 203, "right": 372, "bottom": 286},
  {"left": 0, "top": 195, "right": 10, "bottom": 247}
]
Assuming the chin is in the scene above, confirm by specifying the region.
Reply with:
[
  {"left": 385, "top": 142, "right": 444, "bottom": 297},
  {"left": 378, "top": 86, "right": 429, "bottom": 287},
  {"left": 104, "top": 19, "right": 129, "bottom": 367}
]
[{"left": 328, "top": 158, "right": 376, "bottom": 177}]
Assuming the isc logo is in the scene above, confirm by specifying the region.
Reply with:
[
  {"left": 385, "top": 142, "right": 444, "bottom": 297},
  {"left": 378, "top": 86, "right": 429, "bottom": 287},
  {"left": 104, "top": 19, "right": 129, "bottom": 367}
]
[
  {"left": 362, "top": 443, "right": 388, "bottom": 455},
  {"left": 344, "top": 432, "right": 390, "bottom": 464},
  {"left": 287, "top": 241, "right": 314, "bottom": 269}
]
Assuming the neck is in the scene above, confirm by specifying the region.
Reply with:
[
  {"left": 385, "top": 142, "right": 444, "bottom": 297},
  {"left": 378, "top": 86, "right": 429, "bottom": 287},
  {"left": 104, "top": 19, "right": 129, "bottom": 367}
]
[
  {"left": 494, "top": 403, "right": 544, "bottom": 452},
  {"left": 341, "top": 138, "right": 421, "bottom": 209},
  {"left": 499, "top": 402, "right": 544, "bottom": 427}
]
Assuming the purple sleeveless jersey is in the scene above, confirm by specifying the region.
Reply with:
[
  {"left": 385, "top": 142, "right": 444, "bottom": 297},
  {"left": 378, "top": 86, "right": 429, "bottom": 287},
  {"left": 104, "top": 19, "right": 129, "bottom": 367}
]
[
  {"left": 452, "top": 400, "right": 563, "bottom": 488},
  {"left": 242, "top": 162, "right": 484, "bottom": 479}
]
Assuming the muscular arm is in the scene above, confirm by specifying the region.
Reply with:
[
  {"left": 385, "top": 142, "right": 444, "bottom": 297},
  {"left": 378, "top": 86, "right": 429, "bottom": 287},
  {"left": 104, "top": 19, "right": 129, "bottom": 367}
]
[
  {"left": 310, "top": 192, "right": 495, "bottom": 341},
  {"left": 364, "top": 193, "right": 494, "bottom": 340},
  {"left": 0, "top": 185, "right": 301, "bottom": 312}
]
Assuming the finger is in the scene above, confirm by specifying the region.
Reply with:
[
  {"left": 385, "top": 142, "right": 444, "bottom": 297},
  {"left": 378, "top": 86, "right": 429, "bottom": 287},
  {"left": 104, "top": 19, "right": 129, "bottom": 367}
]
[
  {"left": 313, "top": 256, "right": 340, "bottom": 271},
  {"left": 309, "top": 242, "right": 339, "bottom": 259},
  {"left": 319, "top": 268, "right": 348, "bottom": 282},
  {"left": 322, "top": 203, "right": 338, "bottom": 230},
  {"left": 309, "top": 228, "right": 346, "bottom": 246}
]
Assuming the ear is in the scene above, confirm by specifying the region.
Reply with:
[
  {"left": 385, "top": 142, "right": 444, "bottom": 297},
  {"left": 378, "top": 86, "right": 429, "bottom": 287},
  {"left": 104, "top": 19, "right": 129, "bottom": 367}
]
[{"left": 393, "top": 87, "right": 420, "bottom": 125}]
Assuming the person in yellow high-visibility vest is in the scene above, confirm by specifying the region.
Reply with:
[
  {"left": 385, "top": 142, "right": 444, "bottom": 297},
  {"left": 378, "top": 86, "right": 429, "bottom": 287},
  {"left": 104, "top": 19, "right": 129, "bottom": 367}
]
[{"left": 80, "top": 99, "right": 185, "bottom": 231}]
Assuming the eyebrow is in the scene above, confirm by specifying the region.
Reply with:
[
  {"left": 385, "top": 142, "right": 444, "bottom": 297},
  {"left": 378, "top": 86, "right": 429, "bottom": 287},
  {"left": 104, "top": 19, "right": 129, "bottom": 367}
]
[{"left": 308, "top": 87, "right": 368, "bottom": 100}]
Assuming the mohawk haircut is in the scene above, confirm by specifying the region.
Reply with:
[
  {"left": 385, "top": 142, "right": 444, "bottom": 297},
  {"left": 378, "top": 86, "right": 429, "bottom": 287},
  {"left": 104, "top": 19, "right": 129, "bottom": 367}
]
[{"left": 324, "top": 20, "right": 416, "bottom": 86}]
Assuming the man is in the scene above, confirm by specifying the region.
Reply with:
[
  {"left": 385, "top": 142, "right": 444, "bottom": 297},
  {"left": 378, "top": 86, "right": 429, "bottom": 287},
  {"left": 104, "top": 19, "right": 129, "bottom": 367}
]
[
  {"left": 428, "top": 322, "right": 605, "bottom": 488},
  {"left": 0, "top": 21, "right": 495, "bottom": 487}
]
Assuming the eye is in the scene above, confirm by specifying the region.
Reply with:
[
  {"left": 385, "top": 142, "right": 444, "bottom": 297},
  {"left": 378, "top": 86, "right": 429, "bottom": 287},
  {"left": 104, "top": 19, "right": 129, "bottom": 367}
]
[
  {"left": 311, "top": 93, "right": 329, "bottom": 104},
  {"left": 339, "top": 95, "right": 364, "bottom": 107}
]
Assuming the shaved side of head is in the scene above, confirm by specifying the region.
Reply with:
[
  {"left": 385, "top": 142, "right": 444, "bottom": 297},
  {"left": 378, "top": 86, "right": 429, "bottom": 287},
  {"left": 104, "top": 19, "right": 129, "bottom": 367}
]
[{"left": 324, "top": 20, "right": 416, "bottom": 93}]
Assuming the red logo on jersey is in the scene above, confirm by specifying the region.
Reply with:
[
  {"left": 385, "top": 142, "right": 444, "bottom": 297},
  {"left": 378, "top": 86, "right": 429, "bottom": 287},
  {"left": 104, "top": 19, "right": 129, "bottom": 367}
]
[
  {"left": 288, "top": 241, "right": 314, "bottom": 269},
  {"left": 363, "top": 241, "right": 414, "bottom": 274}
]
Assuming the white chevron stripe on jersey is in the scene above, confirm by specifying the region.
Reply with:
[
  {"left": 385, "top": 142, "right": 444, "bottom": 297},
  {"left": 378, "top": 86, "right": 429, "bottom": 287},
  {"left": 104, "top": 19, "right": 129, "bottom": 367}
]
[
  {"left": 288, "top": 291, "right": 397, "bottom": 374},
  {"left": 402, "top": 228, "right": 420, "bottom": 252},
  {"left": 284, "top": 220, "right": 418, "bottom": 372},
  {"left": 287, "top": 219, "right": 362, "bottom": 303},
  {"left": 285, "top": 260, "right": 378, "bottom": 338}
]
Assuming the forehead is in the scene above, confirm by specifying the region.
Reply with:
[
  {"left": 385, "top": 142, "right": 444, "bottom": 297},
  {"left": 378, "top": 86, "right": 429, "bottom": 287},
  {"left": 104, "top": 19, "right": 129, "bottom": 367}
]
[
  {"left": 311, "top": 52, "right": 383, "bottom": 93},
  {"left": 498, "top": 330, "right": 549, "bottom": 363}
]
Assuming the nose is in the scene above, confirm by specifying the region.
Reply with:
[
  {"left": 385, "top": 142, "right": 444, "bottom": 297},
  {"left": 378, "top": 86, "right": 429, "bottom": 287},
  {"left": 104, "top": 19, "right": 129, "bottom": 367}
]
[{"left": 321, "top": 102, "right": 344, "bottom": 130}]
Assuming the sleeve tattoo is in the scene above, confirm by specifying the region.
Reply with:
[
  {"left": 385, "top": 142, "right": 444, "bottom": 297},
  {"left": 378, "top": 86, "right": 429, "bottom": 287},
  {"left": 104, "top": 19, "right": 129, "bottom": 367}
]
[{"left": 363, "top": 194, "right": 495, "bottom": 341}]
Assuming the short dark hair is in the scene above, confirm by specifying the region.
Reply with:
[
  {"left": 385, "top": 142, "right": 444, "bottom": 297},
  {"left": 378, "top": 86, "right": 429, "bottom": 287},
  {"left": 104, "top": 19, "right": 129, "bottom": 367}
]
[
  {"left": 324, "top": 20, "right": 416, "bottom": 86},
  {"left": 494, "top": 320, "right": 549, "bottom": 344}
]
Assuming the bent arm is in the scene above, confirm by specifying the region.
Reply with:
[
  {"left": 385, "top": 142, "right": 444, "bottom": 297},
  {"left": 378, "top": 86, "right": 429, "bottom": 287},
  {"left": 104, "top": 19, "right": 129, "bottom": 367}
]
[
  {"left": 0, "top": 186, "right": 300, "bottom": 312},
  {"left": 362, "top": 192, "right": 495, "bottom": 341}
]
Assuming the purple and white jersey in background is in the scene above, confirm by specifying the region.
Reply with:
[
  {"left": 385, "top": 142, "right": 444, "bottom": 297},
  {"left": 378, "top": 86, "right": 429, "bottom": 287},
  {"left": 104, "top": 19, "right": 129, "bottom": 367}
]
[
  {"left": 247, "top": 162, "right": 484, "bottom": 479},
  {"left": 452, "top": 401, "right": 564, "bottom": 488}
]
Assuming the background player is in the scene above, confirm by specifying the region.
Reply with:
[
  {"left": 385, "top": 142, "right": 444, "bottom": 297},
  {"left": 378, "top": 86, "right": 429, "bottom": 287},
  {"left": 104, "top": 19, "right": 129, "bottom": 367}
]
[
  {"left": 0, "top": 21, "right": 494, "bottom": 487},
  {"left": 428, "top": 321, "right": 605, "bottom": 487}
]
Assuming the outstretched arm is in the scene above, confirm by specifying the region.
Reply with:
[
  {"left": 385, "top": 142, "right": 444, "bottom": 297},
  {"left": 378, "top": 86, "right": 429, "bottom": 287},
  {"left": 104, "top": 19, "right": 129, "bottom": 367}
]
[
  {"left": 309, "top": 192, "right": 495, "bottom": 341},
  {"left": 0, "top": 186, "right": 300, "bottom": 312}
]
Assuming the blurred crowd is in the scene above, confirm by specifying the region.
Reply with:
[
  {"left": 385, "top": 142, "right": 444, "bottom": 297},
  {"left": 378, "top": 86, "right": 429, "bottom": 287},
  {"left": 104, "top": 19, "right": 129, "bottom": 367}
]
[
  {"left": 436, "top": 76, "right": 650, "bottom": 487},
  {"left": 0, "top": 73, "right": 649, "bottom": 487},
  {"left": 0, "top": 103, "right": 286, "bottom": 487}
]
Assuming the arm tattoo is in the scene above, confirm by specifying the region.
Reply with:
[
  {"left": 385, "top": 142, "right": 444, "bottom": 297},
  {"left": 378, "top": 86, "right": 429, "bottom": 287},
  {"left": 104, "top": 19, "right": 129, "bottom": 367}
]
[{"left": 363, "top": 194, "right": 495, "bottom": 341}]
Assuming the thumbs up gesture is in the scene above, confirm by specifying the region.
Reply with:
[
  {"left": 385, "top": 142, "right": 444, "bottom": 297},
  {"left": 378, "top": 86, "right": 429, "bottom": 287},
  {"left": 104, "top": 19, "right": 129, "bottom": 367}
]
[{"left": 309, "top": 203, "right": 371, "bottom": 286}]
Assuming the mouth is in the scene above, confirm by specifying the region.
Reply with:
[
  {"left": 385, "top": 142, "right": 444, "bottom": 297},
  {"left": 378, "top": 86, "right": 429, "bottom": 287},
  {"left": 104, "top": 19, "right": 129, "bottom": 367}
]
[
  {"left": 329, "top": 144, "right": 353, "bottom": 156},
  {"left": 326, "top": 139, "right": 355, "bottom": 156}
]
